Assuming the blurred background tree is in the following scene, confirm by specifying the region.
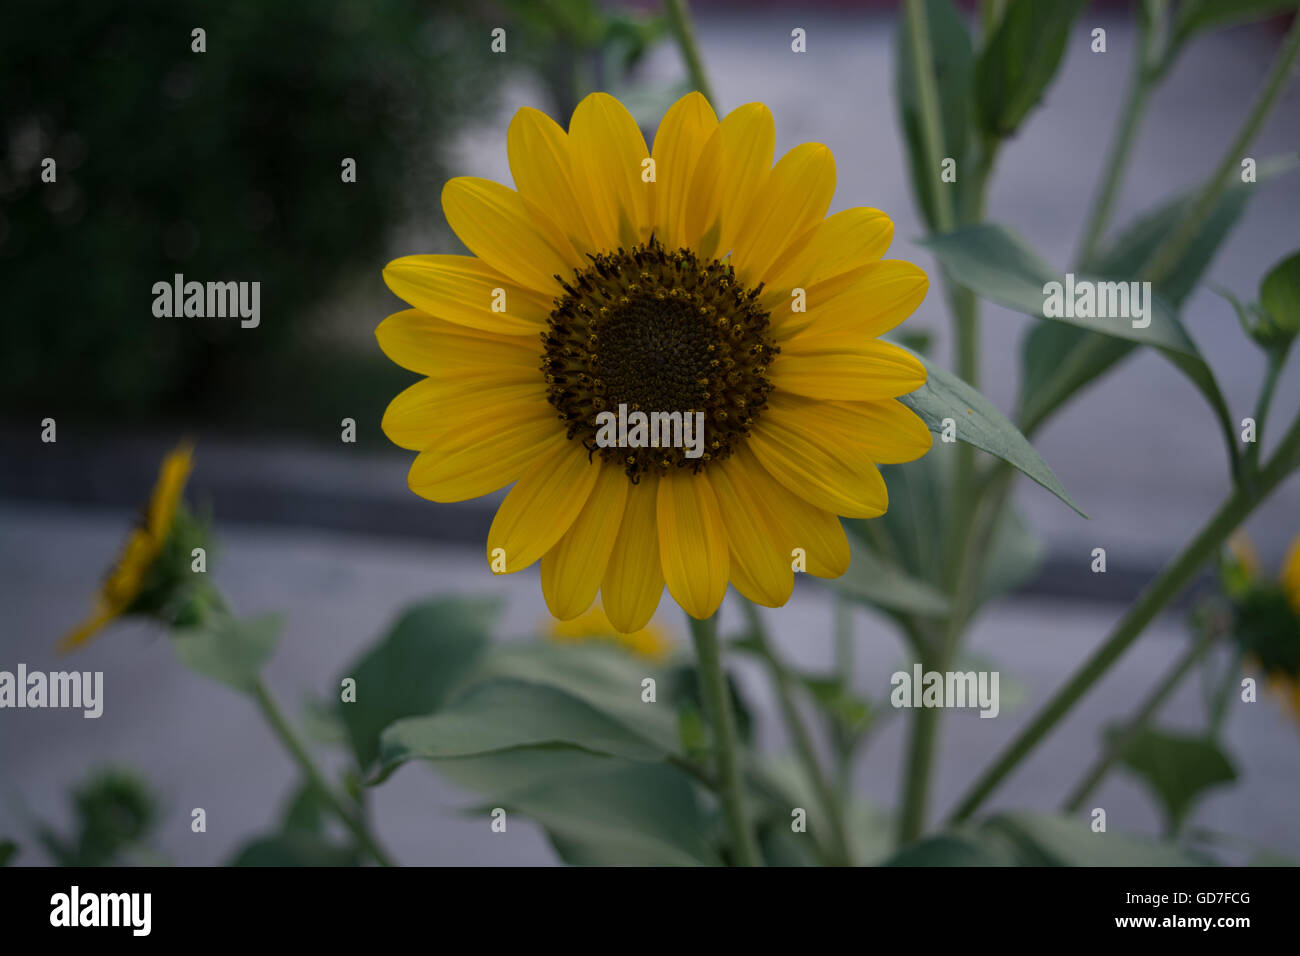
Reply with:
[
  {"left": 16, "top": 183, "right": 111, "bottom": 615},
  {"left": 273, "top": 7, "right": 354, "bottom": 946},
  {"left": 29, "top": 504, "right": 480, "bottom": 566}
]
[{"left": 0, "top": 0, "right": 500, "bottom": 425}]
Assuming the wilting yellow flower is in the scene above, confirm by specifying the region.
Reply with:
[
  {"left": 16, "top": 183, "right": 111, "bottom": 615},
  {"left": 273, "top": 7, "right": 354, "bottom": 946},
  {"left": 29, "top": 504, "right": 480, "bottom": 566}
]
[
  {"left": 378, "top": 92, "right": 931, "bottom": 631},
  {"left": 1229, "top": 532, "right": 1300, "bottom": 725},
  {"left": 548, "top": 605, "right": 673, "bottom": 662},
  {"left": 59, "top": 444, "right": 194, "bottom": 652}
]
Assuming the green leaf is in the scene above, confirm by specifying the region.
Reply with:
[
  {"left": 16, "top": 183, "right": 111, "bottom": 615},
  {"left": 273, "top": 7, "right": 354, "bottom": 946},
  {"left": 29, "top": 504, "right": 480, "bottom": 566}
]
[
  {"left": 376, "top": 678, "right": 668, "bottom": 779},
  {"left": 1173, "top": 0, "right": 1300, "bottom": 44},
  {"left": 171, "top": 612, "right": 283, "bottom": 694},
  {"left": 1021, "top": 155, "right": 1300, "bottom": 428},
  {"left": 975, "top": 0, "right": 1086, "bottom": 137},
  {"left": 501, "top": 761, "right": 721, "bottom": 866},
  {"left": 1107, "top": 726, "right": 1237, "bottom": 831},
  {"left": 896, "top": 0, "right": 974, "bottom": 230},
  {"left": 1260, "top": 249, "right": 1300, "bottom": 334},
  {"left": 467, "top": 643, "right": 681, "bottom": 752},
  {"left": 0, "top": 839, "right": 17, "bottom": 866},
  {"left": 337, "top": 597, "right": 495, "bottom": 769},
  {"left": 872, "top": 456, "right": 950, "bottom": 585},
  {"left": 883, "top": 811, "right": 1213, "bottom": 866},
  {"left": 922, "top": 224, "right": 1195, "bottom": 353},
  {"left": 886, "top": 832, "right": 1010, "bottom": 866},
  {"left": 824, "top": 531, "right": 952, "bottom": 616},
  {"left": 228, "top": 832, "right": 361, "bottom": 867},
  {"left": 983, "top": 811, "right": 1213, "bottom": 866},
  {"left": 899, "top": 350, "right": 1085, "bottom": 515}
]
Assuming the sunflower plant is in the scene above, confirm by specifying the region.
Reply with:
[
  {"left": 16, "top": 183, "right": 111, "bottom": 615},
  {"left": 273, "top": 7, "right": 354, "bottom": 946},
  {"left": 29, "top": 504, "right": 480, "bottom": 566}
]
[{"left": 56, "top": 0, "right": 1300, "bottom": 867}]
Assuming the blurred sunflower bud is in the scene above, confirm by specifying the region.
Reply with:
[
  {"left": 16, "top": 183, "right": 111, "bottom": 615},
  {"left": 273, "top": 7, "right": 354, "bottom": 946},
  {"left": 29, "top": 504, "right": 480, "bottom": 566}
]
[
  {"left": 58, "top": 443, "right": 213, "bottom": 652},
  {"left": 1223, "top": 532, "right": 1300, "bottom": 726},
  {"left": 547, "top": 605, "right": 673, "bottom": 662}
]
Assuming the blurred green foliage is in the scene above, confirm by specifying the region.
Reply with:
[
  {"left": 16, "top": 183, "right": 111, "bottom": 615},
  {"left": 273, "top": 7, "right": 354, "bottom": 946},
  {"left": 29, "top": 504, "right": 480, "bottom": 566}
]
[
  {"left": 36, "top": 767, "right": 160, "bottom": 866},
  {"left": 0, "top": 0, "right": 497, "bottom": 420}
]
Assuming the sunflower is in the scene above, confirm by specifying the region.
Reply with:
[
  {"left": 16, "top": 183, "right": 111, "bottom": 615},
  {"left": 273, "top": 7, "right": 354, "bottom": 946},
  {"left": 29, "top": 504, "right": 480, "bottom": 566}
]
[
  {"left": 378, "top": 92, "right": 931, "bottom": 632},
  {"left": 58, "top": 443, "right": 194, "bottom": 652},
  {"left": 548, "top": 604, "right": 673, "bottom": 662},
  {"left": 1226, "top": 532, "right": 1300, "bottom": 724}
]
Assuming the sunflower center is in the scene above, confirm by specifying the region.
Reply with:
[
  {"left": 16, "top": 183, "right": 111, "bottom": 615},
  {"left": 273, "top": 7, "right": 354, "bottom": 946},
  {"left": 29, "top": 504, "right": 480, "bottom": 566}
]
[{"left": 542, "top": 238, "right": 778, "bottom": 481}]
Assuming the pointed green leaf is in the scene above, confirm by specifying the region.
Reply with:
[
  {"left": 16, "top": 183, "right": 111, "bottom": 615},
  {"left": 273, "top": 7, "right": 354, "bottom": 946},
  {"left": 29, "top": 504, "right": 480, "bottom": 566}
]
[
  {"left": 899, "top": 352, "right": 1084, "bottom": 515},
  {"left": 171, "top": 612, "right": 283, "bottom": 694},
  {"left": 975, "top": 0, "right": 1087, "bottom": 137}
]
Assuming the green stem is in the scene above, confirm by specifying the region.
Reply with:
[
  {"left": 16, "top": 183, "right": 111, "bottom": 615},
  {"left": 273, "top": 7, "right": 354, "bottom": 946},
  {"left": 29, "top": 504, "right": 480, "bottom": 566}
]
[
  {"left": 1061, "top": 624, "right": 1218, "bottom": 812},
  {"left": 1248, "top": 344, "right": 1289, "bottom": 472},
  {"left": 950, "top": 409, "right": 1300, "bottom": 823},
  {"left": 896, "top": 669, "right": 944, "bottom": 844},
  {"left": 1074, "top": 49, "right": 1153, "bottom": 269},
  {"left": 251, "top": 678, "right": 396, "bottom": 867},
  {"left": 688, "top": 612, "right": 761, "bottom": 866},
  {"left": 663, "top": 0, "right": 717, "bottom": 109},
  {"left": 1140, "top": 14, "right": 1300, "bottom": 285},
  {"left": 832, "top": 596, "right": 855, "bottom": 796},
  {"left": 904, "top": 0, "right": 957, "bottom": 232},
  {"left": 744, "top": 602, "right": 853, "bottom": 865}
]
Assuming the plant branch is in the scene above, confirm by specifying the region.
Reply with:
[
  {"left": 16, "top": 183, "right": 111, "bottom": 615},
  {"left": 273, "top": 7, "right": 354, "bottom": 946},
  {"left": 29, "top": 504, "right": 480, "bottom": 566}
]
[
  {"left": 251, "top": 678, "right": 395, "bottom": 866},
  {"left": 1060, "top": 623, "right": 1218, "bottom": 811},
  {"left": 1140, "top": 14, "right": 1300, "bottom": 285},
  {"left": 663, "top": 0, "right": 717, "bottom": 109},
  {"left": 949, "top": 408, "right": 1300, "bottom": 823},
  {"left": 688, "top": 611, "right": 762, "bottom": 866},
  {"left": 743, "top": 601, "right": 853, "bottom": 865}
]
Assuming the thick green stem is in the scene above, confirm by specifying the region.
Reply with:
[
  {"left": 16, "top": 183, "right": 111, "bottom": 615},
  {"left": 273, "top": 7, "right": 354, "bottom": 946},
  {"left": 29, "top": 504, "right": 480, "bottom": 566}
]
[
  {"left": 1141, "top": 14, "right": 1300, "bottom": 285},
  {"left": 688, "top": 612, "right": 761, "bottom": 866},
  {"left": 663, "top": 0, "right": 716, "bottom": 109},
  {"left": 744, "top": 602, "right": 852, "bottom": 864},
  {"left": 1061, "top": 624, "right": 1218, "bottom": 812},
  {"left": 252, "top": 678, "right": 395, "bottom": 866},
  {"left": 950, "top": 410, "right": 1300, "bottom": 823}
]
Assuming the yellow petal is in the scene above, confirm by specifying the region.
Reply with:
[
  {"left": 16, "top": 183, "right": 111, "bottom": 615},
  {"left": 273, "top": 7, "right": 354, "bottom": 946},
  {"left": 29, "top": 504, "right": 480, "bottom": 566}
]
[
  {"left": 760, "top": 208, "right": 895, "bottom": 307},
  {"left": 382, "top": 378, "right": 544, "bottom": 451},
  {"left": 487, "top": 442, "right": 601, "bottom": 572},
  {"left": 732, "top": 142, "right": 836, "bottom": 288},
  {"left": 773, "top": 336, "right": 927, "bottom": 401},
  {"left": 710, "top": 103, "right": 775, "bottom": 260},
  {"left": 747, "top": 402, "right": 889, "bottom": 519},
  {"left": 441, "top": 177, "right": 580, "bottom": 293},
  {"left": 541, "top": 464, "right": 630, "bottom": 619},
  {"left": 771, "top": 259, "right": 929, "bottom": 340},
  {"left": 798, "top": 395, "right": 933, "bottom": 465},
  {"left": 568, "top": 92, "right": 652, "bottom": 250},
  {"left": 650, "top": 92, "right": 718, "bottom": 250},
  {"left": 728, "top": 445, "right": 850, "bottom": 578},
  {"left": 383, "top": 255, "right": 554, "bottom": 336},
  {"left": 375, "top": 310, "right": 540, "bottom": 380},
  {"left": 709, "top": 457, "right": 794, "bottom": 606},
  {"left": 147, "top": 443, "right": 194, "bottom": 537},
  {"left": 57, "top": 606, "right": 117, "bottom": 654},
  {"left": 408, "top": 405, "right": 561, "bottom": 502},
  {"left": 1282, "top": 532, "right": 1300, "bottom": 617},
  {"left": 656, "top": 470, "right": 729, "bottom": 619},
  {"left": 601, "top": 479, "right": 665, "bottom": 633},
  {"left": 507, "top": 107, "right": 599, "bottom": 255}
]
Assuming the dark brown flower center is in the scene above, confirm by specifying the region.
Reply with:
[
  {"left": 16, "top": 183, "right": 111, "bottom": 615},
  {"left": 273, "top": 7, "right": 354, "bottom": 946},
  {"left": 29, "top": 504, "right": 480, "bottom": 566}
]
[{"left": 542, "top": 238, "right": 777, "bottom": 482}]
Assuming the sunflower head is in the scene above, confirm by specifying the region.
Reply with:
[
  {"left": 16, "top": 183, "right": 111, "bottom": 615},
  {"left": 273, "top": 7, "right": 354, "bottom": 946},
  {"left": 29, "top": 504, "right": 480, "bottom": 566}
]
[
  {"left": 547, "top": 605, "right": 673, "bottom": 662},
  {"left": 378, "top": 91, "right": 931, "bottom": 632},
  {"left": 58, "top": 443, "right": 206, "bottom": 652},
  {"left": 1226, "top": 532, "right": 1300, "bottom": 726}
]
